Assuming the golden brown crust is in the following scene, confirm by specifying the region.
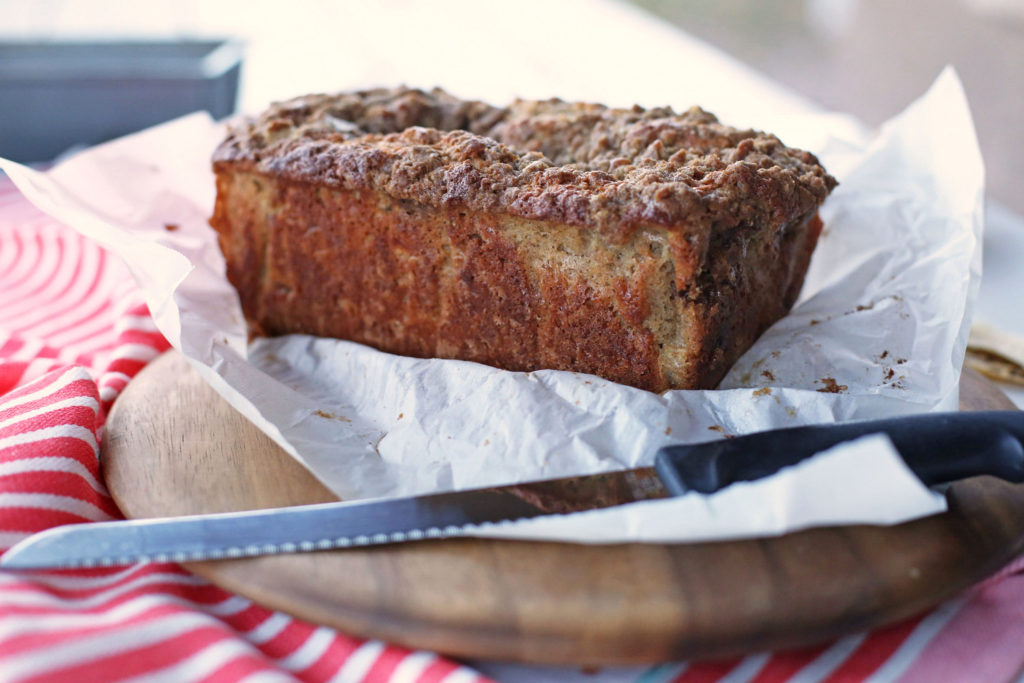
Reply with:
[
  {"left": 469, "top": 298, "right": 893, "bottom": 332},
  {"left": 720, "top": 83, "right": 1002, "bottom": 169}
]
[
  {"left": 210, "top": 87, "right": 836, "bottom": 392},
  {"left": 213, "top": 87, "right": 835, "bottom": 237}
]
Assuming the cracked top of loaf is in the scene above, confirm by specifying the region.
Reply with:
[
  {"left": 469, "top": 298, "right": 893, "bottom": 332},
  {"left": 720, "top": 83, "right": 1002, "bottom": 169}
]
[{"left": 213, "top": 87, "right": 836, "bottom": 239}]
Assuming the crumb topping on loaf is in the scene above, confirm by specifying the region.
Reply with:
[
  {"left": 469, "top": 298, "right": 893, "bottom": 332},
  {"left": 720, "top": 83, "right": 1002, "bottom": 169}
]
[{"left": 214, "top": 87, "right": 836, "bottom": 240}]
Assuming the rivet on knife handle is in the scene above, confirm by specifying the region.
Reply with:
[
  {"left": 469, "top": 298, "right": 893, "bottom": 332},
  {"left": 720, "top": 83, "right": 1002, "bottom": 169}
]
[{"left": 654, "top": 411, "right": 1024, "bottom": 496}]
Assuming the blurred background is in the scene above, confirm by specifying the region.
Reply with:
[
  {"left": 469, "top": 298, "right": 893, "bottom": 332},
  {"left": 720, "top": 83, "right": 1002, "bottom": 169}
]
[
  {"left": 635, "top": 0, "right": 1024, "bottom": 216},
  {"left": 1, "top": 0, "right": 1022, "bottom": 214}
]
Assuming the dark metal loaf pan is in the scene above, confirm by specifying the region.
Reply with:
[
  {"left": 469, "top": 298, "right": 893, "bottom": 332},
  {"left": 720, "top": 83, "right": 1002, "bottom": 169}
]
[{"left": 0, "top": 39, "right": 243, "bottom": 163}]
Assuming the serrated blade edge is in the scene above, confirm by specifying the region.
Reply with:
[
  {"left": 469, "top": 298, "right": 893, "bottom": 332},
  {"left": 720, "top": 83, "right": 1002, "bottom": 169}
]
[{"left": 0, "top": 487, "right": 549, "bottom": 570}]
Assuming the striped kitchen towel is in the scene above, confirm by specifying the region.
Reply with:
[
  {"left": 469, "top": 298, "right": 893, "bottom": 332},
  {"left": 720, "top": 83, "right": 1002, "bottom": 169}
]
[
  {"left": 0, "top": 175, "right": 489, "bottom": 683},
  {"left": 3, "top": 170, "right": 1024, "bottom": 683}
]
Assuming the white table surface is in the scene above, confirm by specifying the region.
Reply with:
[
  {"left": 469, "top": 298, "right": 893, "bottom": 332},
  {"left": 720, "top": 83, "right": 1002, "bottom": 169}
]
[{"left": 4, "top": 1, "right": 1022, "bottom": 678}]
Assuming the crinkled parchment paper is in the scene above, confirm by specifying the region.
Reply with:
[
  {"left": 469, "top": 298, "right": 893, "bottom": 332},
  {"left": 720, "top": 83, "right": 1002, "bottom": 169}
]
[{"left": 0, "top": 68, "right": 984, "bottom": 542}]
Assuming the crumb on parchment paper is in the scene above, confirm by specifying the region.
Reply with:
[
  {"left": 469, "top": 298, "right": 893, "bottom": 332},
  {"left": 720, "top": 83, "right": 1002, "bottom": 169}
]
[
  {"left": 816, "top": 377, "right": 848, "bottom": 394},
  {"left": 314, "top": 409, "right": 351, "bottom": 422}
]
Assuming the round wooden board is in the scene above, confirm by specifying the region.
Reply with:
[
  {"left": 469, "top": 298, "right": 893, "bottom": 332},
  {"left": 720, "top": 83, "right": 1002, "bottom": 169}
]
[{"left": 103, "top": 351, "right": 1024, "bottom": 666}]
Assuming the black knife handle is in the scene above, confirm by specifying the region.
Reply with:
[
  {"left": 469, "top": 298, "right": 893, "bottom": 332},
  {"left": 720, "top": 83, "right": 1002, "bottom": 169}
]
[{"left": 654, "top": 411, "right": 1024, "bottom": 496}]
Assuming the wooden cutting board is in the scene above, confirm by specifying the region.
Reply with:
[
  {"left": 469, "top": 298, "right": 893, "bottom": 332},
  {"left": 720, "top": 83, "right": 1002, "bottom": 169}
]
[{"left": 102, "top": 351, "right": 1024, "bottom": 666}]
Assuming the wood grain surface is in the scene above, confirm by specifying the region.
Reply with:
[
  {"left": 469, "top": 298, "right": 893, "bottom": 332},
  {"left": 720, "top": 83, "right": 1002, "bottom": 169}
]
[{"left": 102, "top": 351, "right": 1024, "bottom": 665}]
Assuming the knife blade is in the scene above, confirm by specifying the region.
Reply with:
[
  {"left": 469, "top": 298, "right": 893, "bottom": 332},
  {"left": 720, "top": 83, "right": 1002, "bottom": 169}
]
[{"left": 3, "top": 410, "right": 1023, "bottom": 570}]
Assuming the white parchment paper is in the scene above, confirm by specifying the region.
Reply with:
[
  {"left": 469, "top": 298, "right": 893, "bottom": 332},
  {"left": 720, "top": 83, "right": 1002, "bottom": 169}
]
[{"left": 0, "top": 68, "right": 984, "bottom": 542}]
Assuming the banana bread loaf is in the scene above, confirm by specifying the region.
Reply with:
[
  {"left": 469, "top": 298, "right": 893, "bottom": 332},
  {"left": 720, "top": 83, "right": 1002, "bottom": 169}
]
[{"left": 210, "top": 87, "right": 836, "bottom": 392}]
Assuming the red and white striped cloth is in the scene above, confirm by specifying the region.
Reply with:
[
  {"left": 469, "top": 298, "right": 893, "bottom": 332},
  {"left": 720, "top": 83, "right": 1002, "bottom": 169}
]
[{"left": 2, "top": 171, "right": 1023, "bottom": 683}]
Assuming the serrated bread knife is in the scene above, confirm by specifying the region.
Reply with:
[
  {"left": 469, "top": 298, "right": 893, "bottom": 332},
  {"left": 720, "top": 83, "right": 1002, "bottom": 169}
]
[{"left": 3, "top": 410, "right": 1024, "bottom": 570}]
